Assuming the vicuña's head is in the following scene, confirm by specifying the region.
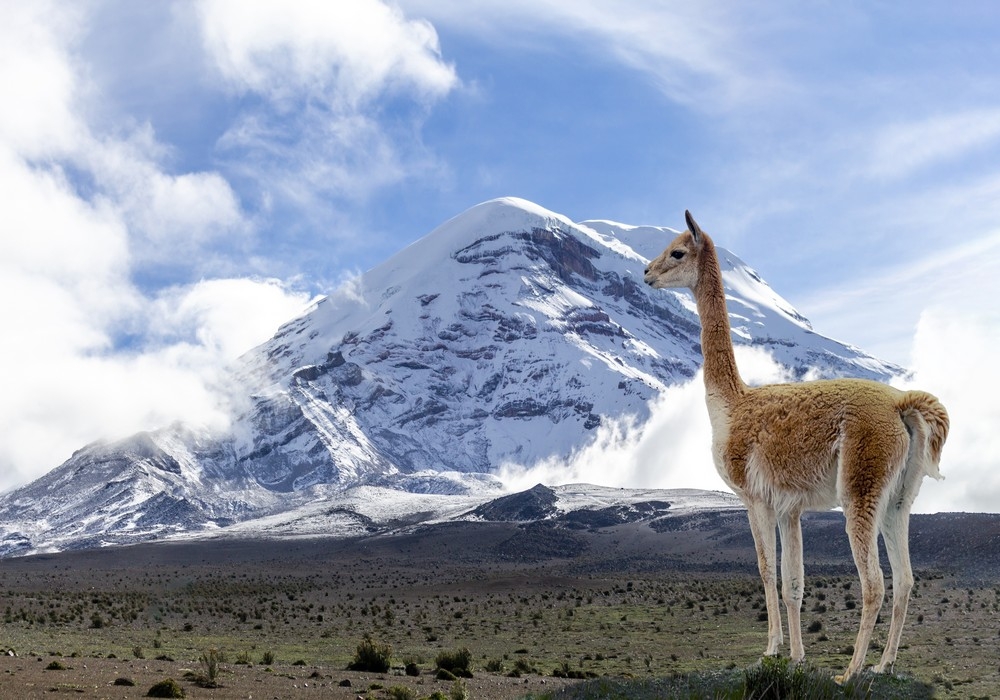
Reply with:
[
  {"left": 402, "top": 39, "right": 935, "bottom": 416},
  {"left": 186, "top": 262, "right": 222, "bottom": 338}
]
[{"left": 643, "top": 210, "right": 709, "bottom": 291}]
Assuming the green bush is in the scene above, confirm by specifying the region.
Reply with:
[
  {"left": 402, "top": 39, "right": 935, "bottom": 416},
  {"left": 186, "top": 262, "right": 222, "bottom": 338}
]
[
  {"left": 743, "top": 656, "right": 810, "bottom": 699},
  {"left": 484, "top": 657, "right": 505, "bottom": 673},
  {"left": 348, "top": 635, "right": 392, "bottom": 673},
  {"left": 435, "top": 647, "right": 473, "bottom": 678},
  {"left": 146, "top": 677, "right": 185, "bottom": 698},
  {"left": 196, "top": 648, "right": 222, "bottom": 688},
  {"left": 449, "top": 679, "right": 469, "bottom": 700},
  {"left": 543, "top": 658, "right": 934, "bottom": 699},
  {"left": 386, "top": 686, "right": 417, "bottom": 700},
  {"left": 508, "top": 658, "right": 538, "bottom": 677}
]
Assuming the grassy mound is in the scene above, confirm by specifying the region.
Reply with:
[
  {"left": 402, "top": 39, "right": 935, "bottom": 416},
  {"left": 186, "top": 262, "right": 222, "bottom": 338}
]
[{"left": 533, "top": 657, "right": 934, "bottom": 699}]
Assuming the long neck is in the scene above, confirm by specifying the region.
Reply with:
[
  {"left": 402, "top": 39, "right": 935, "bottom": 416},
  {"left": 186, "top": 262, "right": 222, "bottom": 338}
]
[{"left": 694, "top": 236, "right": 745, "bottom": 407}]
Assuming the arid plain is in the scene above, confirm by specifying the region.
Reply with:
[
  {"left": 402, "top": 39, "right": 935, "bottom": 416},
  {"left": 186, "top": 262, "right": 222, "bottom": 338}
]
[{"left": 2, "top": 507, "right": 999, "bottom": 699}]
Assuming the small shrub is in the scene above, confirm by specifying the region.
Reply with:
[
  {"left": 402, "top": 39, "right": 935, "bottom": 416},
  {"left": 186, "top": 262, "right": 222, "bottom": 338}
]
[
  {"left": 404, "top": 661, "right": 420, "bottom": 676},
  {"left": 113, "top": 677, "right": 136, "bottom": 686},
  {"left": 508, "top": 658, "right": 538, "bottom": 677},
  {"left": 386, "top": 686, "right": 417, "bottom": 700},
  {"left": 197, "top": 648, "right": 222, "bottom": 688},
  {"left": 553, "top": 661, "right": 590, "bottom": 679},
  {"left": 449, "top": 679, "right": 468, "bottom": 700},
  {"left": 435, "top": 647, "right": 472, "bottom": 678},
  {"left": 45, "top": 660, "right": 67, "bottom": 670},
  {"left": 744, "top": 656, "right": 808, "bottom": 698},
  {"left": 348, "top": 636, "right": 391, "bottom": 673},
  {"left": 146, "top": 677, "right": 185, "bottom": 698},
  {"left": 260, "top": 650, "right": 276, "bottom": 666},
  {"left": 436, "top": 668, "right": 458, "bottom": 681},
  {"left": 133, "top": 646, "right": 145, "bottom": 659},
  {"left": 807, "top": 619, "right": 823, "bottom": 633},
  {"left": 484, "top": 658, "right": 505, "bottom": 673}
]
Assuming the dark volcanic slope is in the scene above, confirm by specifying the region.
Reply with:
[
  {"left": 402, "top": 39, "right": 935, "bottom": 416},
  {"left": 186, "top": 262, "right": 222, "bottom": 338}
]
[
  {"left": 470, "top": 483, "right": 559, "bottom": 522},
  {"left": 5, "top": 507, "right": 998, "bottom": 584}
]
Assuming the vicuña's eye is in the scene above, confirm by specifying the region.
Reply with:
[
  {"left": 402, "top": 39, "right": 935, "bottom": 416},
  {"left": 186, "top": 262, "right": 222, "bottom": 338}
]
[{"left": 670, "top": 250, "right": 685, "bottom": 260}]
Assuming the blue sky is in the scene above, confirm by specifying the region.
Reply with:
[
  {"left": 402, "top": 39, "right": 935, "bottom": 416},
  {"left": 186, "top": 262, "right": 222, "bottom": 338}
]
[{"left": 2, "top": 1, "right": 999, "bottom": 511}]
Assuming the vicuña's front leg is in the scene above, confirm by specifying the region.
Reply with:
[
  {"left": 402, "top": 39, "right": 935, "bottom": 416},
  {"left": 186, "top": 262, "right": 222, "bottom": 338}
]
[
  {"left": 778, "top": 510, "right": 805, "bottom": 662},
  {"left": 746, "top": 501, "right": 782, "bottom": 655}
]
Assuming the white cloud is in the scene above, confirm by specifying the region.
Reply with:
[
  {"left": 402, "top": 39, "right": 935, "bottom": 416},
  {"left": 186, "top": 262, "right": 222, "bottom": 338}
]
[
  {"left": 86, "top": 130, "right": 248, "bottom": 263},
  {"left": 897, "top": 306, "right": 1000, "bottom": 514},
  {"left": 197, "top": 0, "right": 458, "bottom": 205},
  {"left": 0, "top": 4, "right": 312, "bottom": 492},
  {"left": 499, "top": 347, "right": 789, "bottom": 494},
  {"left": 198, "top": 0, "right": 456, "bottom": 107},
  {"left": 0, "top": 271, "right": 312, "bottom": 492},
  {"left": 148, "top": 278, "right": 313, "bottom": 359},
  {"left": 402, "top": 0, "right": 780, "bottom": 109},
  {"left": 0, "top": 1, "right": 85, "bottom": 158},
  {"left": 866, "top": 108, "right": 1000, "bottom": 181},
  {"left": 498, "top": 330, "right": 989, "bottom": 517}
]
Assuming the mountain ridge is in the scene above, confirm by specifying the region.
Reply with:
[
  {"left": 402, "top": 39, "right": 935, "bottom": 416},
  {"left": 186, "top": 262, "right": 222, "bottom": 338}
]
[{"left": 0, "top": 197, "right": 902, "bottom": 557}]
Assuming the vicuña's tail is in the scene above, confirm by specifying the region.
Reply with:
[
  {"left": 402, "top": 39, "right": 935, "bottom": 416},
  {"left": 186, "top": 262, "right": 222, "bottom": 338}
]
[{"left": 897, "top": 390, "right": 949, "bottom": 481}]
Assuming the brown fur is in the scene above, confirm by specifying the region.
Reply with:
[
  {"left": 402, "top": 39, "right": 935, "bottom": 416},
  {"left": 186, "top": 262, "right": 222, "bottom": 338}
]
[{"left": 643, "top": 212, "right": 949, "bottom": 681}]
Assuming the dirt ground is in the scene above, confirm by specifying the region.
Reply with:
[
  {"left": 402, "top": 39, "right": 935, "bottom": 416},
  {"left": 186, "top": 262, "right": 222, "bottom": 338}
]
[
  {"left": 2, "top": 518, "right": 1000, "bottom": 698},
  {"left": 0, "top": 654, "right": 575, "bottom": 700}
]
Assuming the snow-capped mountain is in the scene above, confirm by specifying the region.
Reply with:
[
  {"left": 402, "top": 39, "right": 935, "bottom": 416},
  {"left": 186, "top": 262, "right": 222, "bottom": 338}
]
[{"left": 0, "top": 197, "right": 901, "bottom": 556}]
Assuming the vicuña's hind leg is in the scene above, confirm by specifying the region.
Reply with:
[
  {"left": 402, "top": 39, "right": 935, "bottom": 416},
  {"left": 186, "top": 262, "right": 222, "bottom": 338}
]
[
  {"left": 778, "top": 509, "right": 805, "bottom": 662},
  {"left": 875, "top": 504, "right": 913, "bottom": 673},
  {"left": 746, "top": 501, "right": 782, "bottom": 656},
  {"left": 840, "top": 505, "right": 884, "bottom": 682}
]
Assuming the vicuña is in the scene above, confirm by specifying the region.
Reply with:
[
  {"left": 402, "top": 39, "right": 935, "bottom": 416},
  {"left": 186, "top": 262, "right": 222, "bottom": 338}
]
[{"left": 643, "top": 211, "right": 948, "bottom": 682}]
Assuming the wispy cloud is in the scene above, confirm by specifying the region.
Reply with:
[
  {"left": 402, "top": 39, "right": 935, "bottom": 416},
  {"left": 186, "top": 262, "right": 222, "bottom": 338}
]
[
  {"left": 403, "top": 0, "right": 783, "bottom": 109},
  {"left": 865, "top": 108, "right": 1000, "bottom": 181},
  {"left": 196, "top": 0, "right": 458, "bottom": 208}
]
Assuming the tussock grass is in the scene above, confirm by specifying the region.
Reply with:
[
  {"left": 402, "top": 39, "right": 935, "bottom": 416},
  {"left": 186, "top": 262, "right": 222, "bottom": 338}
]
[{"left": 533, "top": 657, "right": 933, "bottom": 700}]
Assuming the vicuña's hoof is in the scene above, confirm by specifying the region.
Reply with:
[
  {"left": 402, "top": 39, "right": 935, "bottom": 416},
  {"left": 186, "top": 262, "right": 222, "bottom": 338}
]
[{"left": 834, "top": 673, "right": 848, "bottom": 685}]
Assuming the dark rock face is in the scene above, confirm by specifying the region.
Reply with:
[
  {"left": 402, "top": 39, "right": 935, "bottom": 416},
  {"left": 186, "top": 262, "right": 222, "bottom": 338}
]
[
  {"left": 471, "top": 484, "right": 559, "bottom": 522},
  {"left": 557, "top": 501, "right": 672, "bottom": 530}
]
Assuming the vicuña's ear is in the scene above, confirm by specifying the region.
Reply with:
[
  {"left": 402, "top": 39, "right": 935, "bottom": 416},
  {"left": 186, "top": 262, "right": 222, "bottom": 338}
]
[{"left": 685, "top": 210, "right": 703, "bottom": 246}]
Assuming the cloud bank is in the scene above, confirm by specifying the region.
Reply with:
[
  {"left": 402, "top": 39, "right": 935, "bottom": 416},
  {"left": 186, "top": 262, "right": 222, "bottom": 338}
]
[
  {"left": 499, "top": 347, "right": 793, "bottom": 498},
  {"left": 501, "top": 329, "right": 988, "bottom": 516},
  {"left": 0, "top": 4, "right": 312, "bottom": 490}
]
